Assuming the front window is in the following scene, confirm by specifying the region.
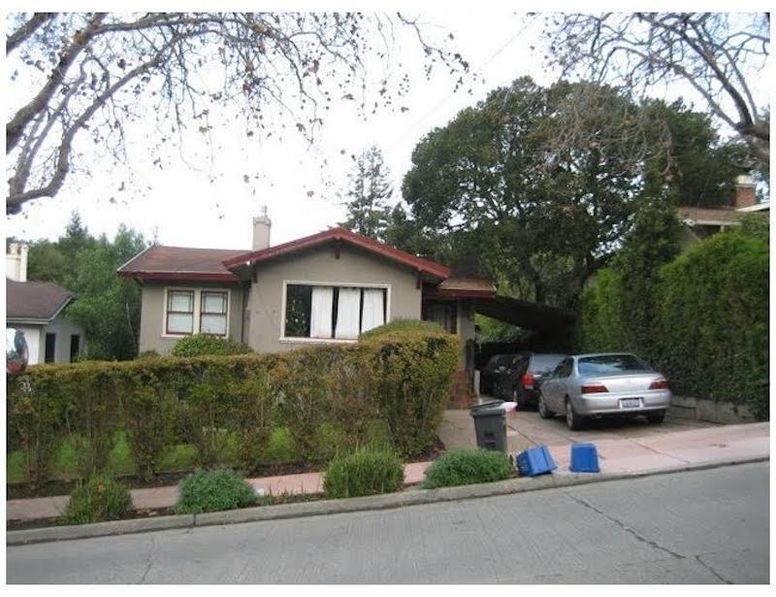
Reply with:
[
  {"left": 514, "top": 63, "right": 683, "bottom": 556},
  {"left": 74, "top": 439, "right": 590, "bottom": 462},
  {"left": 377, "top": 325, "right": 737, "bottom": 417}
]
[
  {"left": 200, "top": 291, "right": 228, "bottom": 335},
  {"left": 283, "top": 283, "right": 387, "bottom": 340},
  {"left": 166, "top": 290, "right": 194, "bottom": 334}
]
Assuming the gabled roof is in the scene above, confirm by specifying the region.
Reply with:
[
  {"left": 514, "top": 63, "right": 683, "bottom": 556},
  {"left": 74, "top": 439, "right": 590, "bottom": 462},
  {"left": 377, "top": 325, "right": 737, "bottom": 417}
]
[
  {"left": 223, "top": 226, "right": 451, "bottom": 281},
  {"left": 677, "top": 206, "right": 743, "bottom": 226},
  {"left": 6, "top": 279, "right": 75, "bottom": 323},
  {"left": 118, "top": 245, "right": 246, "bottom": 283}
]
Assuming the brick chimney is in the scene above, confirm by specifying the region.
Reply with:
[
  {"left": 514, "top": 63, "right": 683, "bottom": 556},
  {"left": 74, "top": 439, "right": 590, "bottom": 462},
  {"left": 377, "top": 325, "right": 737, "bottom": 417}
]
[
  {"left": 733, "top": 175, "right": 757, "bottom": 210},
  {"left": 252, "top": 205, "right": 271, "bottom": 251},
  {"left": 6, "top": 242, "right": 29, "bottom": 282}
]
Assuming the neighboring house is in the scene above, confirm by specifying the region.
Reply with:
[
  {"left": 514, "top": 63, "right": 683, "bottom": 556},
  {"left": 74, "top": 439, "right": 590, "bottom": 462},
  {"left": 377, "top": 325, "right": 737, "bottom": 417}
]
[
  {"left": 6, "top": 243, "right": 86, "bottom": 364},
  {"left": 678, "top": 175, "right": 768, "bottom": 248},
  {"left": 118, "top": 207, "right": 572, "bottom": 405}
]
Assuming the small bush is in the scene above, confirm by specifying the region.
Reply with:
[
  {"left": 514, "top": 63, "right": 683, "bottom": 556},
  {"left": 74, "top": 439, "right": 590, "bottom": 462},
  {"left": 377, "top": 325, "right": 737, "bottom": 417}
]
[
  {"left": 171, "top": 334, "right": 253, "bottom": 357},
  {"left": 176, "top": 468, "right": 258, "bottom": 514},
  {"left": 359, "top": 318, "right": 446, "bottom": 340},
  {"left": 323, "top": 446, "right": 404, "bottom": 499},
  {"left": 136, "top": 350, "right": 161, "bottom": 360},
  {"left": 60, "top": 474, "right": 133, "bottom": 525},
  {"left": 422, "top": 448, "right": 513, "bottom": 489}
]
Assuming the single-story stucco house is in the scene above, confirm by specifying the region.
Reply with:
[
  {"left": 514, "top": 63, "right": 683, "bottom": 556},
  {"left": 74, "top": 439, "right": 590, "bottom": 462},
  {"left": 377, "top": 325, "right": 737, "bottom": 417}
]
[
  {"left": 118, "top": 208, "right": 573, "bottom": 405},
  {"left": 6, "top": 243, "right": 86, "bottom": 365}
]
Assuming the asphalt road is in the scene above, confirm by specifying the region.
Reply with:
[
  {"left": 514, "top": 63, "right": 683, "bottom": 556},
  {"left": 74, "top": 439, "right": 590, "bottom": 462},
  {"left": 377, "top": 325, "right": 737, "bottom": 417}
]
[{"left": 7, "top": 462, "right": 769, "bottom": 584}]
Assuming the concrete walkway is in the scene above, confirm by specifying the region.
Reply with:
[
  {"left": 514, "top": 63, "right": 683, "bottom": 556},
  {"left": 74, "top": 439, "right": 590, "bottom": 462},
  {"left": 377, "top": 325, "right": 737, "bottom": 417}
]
[{"left": 6, "top": 413, "right": 769, "bottom": 524}]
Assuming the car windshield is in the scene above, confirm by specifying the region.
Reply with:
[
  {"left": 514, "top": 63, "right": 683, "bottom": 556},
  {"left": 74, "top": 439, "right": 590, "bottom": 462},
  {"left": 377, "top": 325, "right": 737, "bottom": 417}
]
[
  {"left": 578, "top": 354, "right": 651, "bottom": 376},
  {"left": 529, "top": 354, "right": 566, "bottom": 373}
]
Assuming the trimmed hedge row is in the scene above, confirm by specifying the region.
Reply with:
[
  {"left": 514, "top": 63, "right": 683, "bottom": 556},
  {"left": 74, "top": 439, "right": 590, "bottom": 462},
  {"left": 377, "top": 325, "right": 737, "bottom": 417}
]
[
  {"left": 579, "top": 223, "right": 768, "bottom": 419},
  {"left": 7, "top": 324, "right": 459, "bottom": 485}
]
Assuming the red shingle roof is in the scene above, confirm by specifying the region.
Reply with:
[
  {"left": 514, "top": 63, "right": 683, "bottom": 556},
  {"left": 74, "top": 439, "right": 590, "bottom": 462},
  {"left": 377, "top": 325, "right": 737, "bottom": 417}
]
[
  {"left": 118, "top": 245, "right": 246, "bottom": 282},
  {"left": 222, "top": 227, "right": 451, "bottom": 280},
  {"left": 6, "top": 280, "right": 75, "bottom": 322}
]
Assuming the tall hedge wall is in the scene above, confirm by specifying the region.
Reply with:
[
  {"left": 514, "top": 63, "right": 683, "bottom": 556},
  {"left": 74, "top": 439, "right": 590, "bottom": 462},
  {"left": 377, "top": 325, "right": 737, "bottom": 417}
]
[
  {"left": 7, "top": 324, "right": 459, "bottom": 485},
  {"left": 578, "top": 225, "right": 769, "bottom": 420}
]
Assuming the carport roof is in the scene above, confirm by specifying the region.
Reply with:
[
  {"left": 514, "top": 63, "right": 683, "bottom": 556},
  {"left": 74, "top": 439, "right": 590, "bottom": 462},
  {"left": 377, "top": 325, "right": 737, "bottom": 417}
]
[{"left": 476, "top": 295, "right": 575, "bottom": 332}]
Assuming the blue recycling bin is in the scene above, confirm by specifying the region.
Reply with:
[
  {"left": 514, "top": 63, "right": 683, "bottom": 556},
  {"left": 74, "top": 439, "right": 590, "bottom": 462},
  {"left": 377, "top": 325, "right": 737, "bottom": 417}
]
[
  {"left": 516, "top": 445, "right": 557, "bottom": 476},
  {"left": 570, "top": 442, "right": 600, "bottom": 473}
]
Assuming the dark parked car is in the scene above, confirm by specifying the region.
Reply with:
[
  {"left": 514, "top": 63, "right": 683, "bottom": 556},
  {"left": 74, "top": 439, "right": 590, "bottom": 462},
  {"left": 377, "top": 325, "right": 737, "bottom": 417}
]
[
  {"left": 479, "top": 353, "right": 527, "bottom": 396},
  {"left": 491, "top": 352, "right": 567, "bottom": 409}
]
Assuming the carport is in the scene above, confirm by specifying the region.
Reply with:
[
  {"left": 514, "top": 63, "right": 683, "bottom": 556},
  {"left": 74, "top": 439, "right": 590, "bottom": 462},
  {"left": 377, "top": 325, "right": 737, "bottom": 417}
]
[{"left": 476, "top": 295, "right": 575, "bottom": 333}]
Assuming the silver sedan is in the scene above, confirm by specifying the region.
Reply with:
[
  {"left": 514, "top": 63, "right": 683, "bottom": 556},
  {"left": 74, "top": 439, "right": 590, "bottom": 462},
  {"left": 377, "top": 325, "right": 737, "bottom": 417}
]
[{"left": 538, "top": 353, "right": 672, "bottom": 430}]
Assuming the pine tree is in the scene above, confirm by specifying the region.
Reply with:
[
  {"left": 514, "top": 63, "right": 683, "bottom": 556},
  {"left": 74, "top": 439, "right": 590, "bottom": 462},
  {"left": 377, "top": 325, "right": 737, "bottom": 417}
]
[{"left": 341, "top": 146, "right": 393, "bottom": 240}]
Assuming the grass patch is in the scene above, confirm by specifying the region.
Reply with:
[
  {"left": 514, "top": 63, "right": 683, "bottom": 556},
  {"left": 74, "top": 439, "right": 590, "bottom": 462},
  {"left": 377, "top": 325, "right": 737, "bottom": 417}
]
[
  {"left": 323, "top": 446, "right": 404, "bottom": 499},
  {"left": 175, "top": 468, "right": 258, "bottom": 514},
  {"left": 60, "top": 474, "right": 133, "bottom": 525},
  {"left": 422, "top": 448, "right": 513, "bottom": 489}
]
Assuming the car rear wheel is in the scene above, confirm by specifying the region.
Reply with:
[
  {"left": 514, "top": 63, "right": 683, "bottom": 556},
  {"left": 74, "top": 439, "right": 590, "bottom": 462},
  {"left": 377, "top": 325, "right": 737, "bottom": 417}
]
[
  {"left": 565, "top": 399, "right": 585, "bottom": 431},
  {"left": 538, "top": 395, "right": 553, "bottom": 419},
  {"left": 646, "top": 410, "right": 666, "bottom": 424}
]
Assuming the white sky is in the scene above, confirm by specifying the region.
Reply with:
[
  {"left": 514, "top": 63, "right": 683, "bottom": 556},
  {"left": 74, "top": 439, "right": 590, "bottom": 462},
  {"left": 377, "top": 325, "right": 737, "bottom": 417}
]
[{"left": 3, "top": 2, "right": 772, "bottom": 251}]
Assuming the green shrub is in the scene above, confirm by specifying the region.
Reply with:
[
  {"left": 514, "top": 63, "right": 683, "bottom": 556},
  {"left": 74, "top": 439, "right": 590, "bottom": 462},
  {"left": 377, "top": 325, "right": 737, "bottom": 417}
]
[
  {"left": 262, "top": 427, "right": 300, "bottom": 463},
  {"left": 359, "top": 318, "right": 446, "bottom": 340},
  {"left": 175, "top": 468, "right": 258, "bottom": 514},
  {"left": 323, "top": 446, "right": 405, "bottom": 499},
  {"left": 60, "top": 474, "right": 133, "bottom": 525},
  {"left": 8, "top": 326, "right": 459, "bottom": 483},
  {"left": 171, "top": 334, "right": 253, "bottom": 357},
  {"left": 136, "top": 350, "right": 161, "bottom": 360},
  {"left": 422, "top": 448, "right": 513, "bottom": 489}
]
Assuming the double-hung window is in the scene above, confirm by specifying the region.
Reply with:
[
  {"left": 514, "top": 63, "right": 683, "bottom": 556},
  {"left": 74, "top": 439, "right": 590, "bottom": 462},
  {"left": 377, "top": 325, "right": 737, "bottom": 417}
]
[
  {"left": 165, "top": 289, "right": 229, "bottom": 337},
  {"left": 200, "top": 291, "right": 228, "bottom": 335},
  {"left": 284, "top": 283, "right": 387, "bottom": 340},
  {"left": 166, "top": 290, "right": 195, "bottom": 334}
]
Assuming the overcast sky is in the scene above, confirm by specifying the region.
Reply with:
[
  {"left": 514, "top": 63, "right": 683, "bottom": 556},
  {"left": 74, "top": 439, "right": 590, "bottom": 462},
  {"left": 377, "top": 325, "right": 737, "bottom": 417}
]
[{"left": 4, "top": 2, "right": 771, "bottom": 252}]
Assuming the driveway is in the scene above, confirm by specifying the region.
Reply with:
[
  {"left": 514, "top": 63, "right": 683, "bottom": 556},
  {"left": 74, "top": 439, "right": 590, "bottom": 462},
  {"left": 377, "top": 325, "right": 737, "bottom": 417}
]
[{"left": 439, "top": 404, "right": 718, "bottom": 455}]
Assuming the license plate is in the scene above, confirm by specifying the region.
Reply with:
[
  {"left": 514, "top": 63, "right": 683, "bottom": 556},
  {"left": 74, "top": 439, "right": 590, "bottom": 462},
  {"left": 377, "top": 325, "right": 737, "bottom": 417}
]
[{"left": 620, "top": 398, "right": 642, "bottom": 409}]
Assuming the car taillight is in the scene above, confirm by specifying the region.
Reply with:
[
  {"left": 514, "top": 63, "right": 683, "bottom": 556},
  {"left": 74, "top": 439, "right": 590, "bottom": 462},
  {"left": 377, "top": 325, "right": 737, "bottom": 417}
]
[
  {"left": 581, "top": 383, "right": 608, "bottom": 394},
  {"left": 521, "top": 373, "right": 535, "bottom": 389},
  {"left": 649, "top": 379, "right": 670, "bottom": 390}
]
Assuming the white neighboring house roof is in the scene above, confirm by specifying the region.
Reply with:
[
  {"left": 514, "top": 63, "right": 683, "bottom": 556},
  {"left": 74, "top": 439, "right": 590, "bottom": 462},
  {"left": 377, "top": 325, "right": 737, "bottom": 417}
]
[{"left": 737, "top": 201, "right": 770, "bottom": 213}]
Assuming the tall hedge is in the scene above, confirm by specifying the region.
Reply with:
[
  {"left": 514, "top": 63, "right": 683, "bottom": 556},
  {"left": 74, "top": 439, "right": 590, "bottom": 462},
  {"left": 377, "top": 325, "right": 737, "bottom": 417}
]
[
  {"left": 578, "top": 223, "right": 768, "bottom": 420},
  {"left": 7, "top": 324, "right": 459, "bottom": 485},
  {"left": 654, "top": 230, "right": 768, "bottom": 419}
]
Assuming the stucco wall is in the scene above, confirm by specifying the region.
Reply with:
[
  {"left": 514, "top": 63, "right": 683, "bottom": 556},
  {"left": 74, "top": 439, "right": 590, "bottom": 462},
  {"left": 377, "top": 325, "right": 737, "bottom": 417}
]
[
  {"left": 138, "top": 282, "right": 246, "bottom": 355},
  {"left": 246, "top": 245, "right": 422, "bottom": 353},
  {"left": 43, "top": 315, "right": 86, "bottom": 363}
]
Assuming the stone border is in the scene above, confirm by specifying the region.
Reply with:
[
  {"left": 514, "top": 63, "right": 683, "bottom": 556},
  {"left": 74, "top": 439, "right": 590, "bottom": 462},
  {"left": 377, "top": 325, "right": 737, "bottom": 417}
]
[{"left": 7, "top": 455, "right": 768, "bottom": 546}]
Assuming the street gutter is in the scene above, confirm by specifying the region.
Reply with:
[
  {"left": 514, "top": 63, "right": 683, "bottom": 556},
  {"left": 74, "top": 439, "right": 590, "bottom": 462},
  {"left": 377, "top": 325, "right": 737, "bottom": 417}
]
[{"left": 6, "top": 455, "right": 768, "bottom": 546}]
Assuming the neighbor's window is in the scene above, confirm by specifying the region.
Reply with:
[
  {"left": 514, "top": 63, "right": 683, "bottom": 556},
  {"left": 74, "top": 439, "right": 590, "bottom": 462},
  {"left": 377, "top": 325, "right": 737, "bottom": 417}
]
[
  {"left": 200, "top": 291, "right": 228, "bottom": 335},
  {"left": 284, "top": 284, "right": 387, "bottom": 340},
  {"left": 166, "top": 290, "right": 194, "bottom": 334}
]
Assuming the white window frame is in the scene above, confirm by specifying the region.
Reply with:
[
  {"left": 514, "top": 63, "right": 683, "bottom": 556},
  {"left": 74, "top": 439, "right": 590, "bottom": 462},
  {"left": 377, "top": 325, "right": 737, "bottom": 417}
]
[
  {"left": 279, "top": 280, "right": 391, "bottom": 344},
  {"left": 161, "top": 287, "right": 231, "bottom": 338}
]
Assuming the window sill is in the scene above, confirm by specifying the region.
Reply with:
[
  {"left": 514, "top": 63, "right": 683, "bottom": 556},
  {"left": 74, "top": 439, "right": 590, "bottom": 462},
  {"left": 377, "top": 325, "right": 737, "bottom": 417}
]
[{"left": 279, "top": 337, "right": 358, "bottom": 345}]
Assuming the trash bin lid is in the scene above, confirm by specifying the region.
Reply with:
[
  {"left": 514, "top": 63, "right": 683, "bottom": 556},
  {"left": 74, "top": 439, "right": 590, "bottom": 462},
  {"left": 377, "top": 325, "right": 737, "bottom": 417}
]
[{"left": 470, "top": 399, "right": 505, "bottom": 417}]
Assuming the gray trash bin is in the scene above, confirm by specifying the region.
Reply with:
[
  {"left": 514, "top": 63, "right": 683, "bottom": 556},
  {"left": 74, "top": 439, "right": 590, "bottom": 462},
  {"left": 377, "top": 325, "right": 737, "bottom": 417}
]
[{"left": 470, "top": 399, "right": 507, "bottom": 453}]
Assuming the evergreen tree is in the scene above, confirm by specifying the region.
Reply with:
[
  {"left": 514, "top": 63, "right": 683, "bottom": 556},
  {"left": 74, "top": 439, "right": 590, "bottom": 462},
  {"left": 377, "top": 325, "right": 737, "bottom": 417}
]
[{"left": 340, "top": 146, "right": 393, "bottom": 240}]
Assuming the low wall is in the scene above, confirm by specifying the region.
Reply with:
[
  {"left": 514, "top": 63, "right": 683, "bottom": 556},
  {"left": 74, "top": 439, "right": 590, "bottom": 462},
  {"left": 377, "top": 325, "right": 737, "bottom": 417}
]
[{"left": 670, "top": 396, "right": 756, "bottom": 425}]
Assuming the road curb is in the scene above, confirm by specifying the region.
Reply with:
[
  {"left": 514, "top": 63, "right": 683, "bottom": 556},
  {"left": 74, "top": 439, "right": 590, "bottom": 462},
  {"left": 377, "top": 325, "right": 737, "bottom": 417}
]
[{"left": 6, "top": 455, "right": 768, "bottom": 546}]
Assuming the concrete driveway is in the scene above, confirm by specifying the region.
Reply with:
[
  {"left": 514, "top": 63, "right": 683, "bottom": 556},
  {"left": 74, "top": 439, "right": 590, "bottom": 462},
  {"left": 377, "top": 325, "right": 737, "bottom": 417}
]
[{"left": 439, "top": 405, "right": 717, "bottom": 455}]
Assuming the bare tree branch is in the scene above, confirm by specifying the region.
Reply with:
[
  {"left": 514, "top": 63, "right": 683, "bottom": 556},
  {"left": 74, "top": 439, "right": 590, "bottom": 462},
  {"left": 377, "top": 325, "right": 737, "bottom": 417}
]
[{"left": 6, "top": 12, "right": 55, "bottom": 54}]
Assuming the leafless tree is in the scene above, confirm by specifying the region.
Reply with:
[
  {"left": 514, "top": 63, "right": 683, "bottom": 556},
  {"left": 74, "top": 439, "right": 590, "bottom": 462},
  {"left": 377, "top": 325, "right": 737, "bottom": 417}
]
[
  {"left": 538, "top": 12, "right": 769, "bottom": 166},
  {"left": 6, "top": 12, "right": 469, "bottom": 214}
]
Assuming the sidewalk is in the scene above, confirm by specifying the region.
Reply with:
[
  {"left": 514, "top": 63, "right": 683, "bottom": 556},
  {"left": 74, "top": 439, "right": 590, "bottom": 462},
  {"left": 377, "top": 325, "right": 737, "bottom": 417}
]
[{"left": 6, "top": 418, "right": 769, "bottom": 524}]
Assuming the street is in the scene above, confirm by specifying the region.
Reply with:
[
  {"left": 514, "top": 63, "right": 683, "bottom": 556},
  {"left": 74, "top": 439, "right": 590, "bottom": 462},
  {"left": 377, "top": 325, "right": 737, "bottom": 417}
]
[{"left": 7, "top": 461, "right": 769, "bottom": 584}]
